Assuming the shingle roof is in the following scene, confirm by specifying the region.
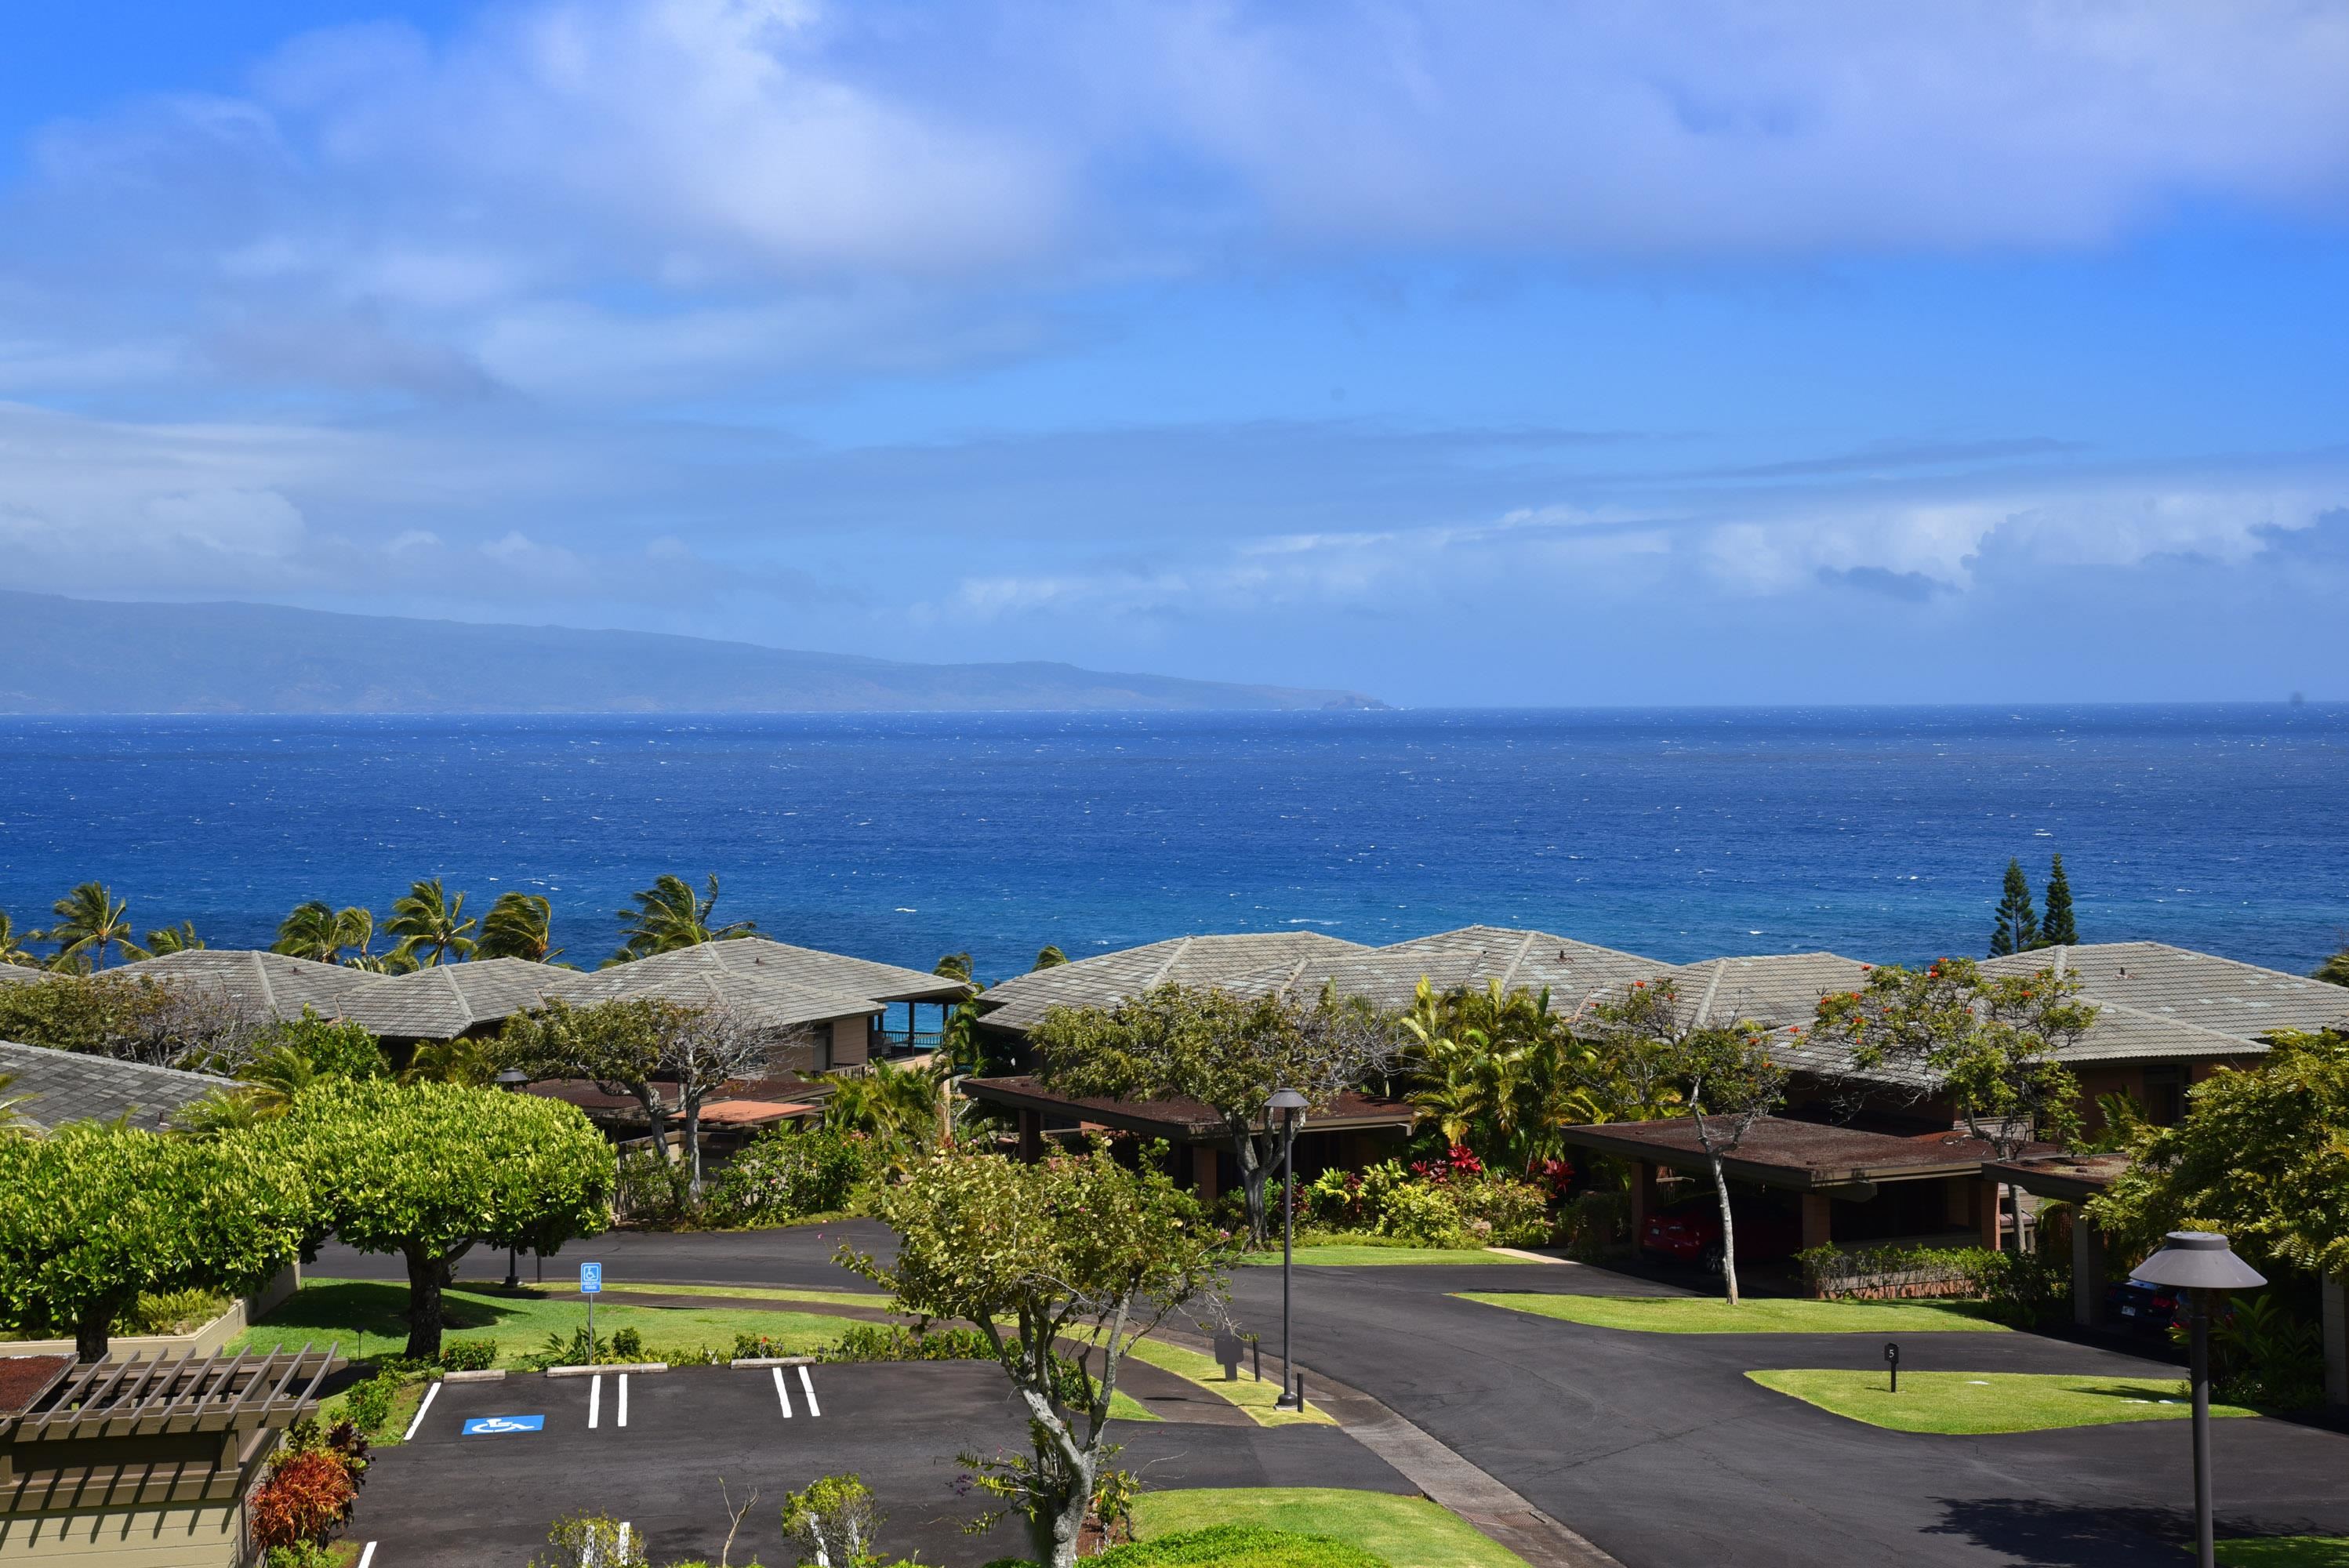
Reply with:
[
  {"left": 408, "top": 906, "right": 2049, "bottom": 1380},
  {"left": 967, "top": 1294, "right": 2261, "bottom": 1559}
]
[
  {"left": 337, "top": 959, "right": 572, "bottom": 1040},
  {"left": 0, "top": 964, "right": 46, "bottom": 987},
  {"left": 0, "top": 1040, "right": 233, "bottom": 1133},
  {"left": 667, "top": 937, "right": 973, "bottom": 1003},
  {"left": 107, "top": 949, "right": 372, "bottom": 1021},
  {"left": 1665, "top": 953, "right": 1878, "bottom": 1029},
  {"left": 1281, "top": 926, "right": 1672, "bottom": 1015},
  {"left": 547, "top": 944, "right": 884, "bottom": 1030},
  {"left": 977, "top": 932, "right": 1372, "bottom": 1033},
  {"left": 1982, "top": 942, "right": 2349, "bottom": 1043}
]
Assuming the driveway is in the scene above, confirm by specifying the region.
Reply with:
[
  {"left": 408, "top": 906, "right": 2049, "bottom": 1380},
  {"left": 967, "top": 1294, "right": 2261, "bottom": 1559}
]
[
  {"left": 310, "top": 1221, "right": 899, "bottom": 1296},
  {"left": 1218, "top": 1260, "right": 2349, "bottom": 1568}
]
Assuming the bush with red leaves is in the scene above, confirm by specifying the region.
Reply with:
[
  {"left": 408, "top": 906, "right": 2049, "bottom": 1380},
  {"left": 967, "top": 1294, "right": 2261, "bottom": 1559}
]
[{"left": 250, "top": 1448, "right": 357, "bottom": 1550}]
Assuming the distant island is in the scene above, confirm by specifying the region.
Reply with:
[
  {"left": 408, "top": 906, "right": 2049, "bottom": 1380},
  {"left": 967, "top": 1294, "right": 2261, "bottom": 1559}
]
[{"left": 0, "top": 591, "right": 1387, "bottom": 715}]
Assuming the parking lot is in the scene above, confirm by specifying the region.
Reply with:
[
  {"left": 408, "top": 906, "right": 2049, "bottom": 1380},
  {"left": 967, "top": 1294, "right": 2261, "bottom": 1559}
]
[{"left": 352, "top": 1358, "right": 1418, "bottom": 1566}]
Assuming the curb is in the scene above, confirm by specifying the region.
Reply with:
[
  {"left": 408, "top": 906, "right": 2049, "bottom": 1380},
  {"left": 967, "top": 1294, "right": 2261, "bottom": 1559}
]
[
  {"left": 729, "top": 1356, "right": 817, "bottom": 1369},
  {"left": 545, "top": 1362, "right": 670, "bottom": 1377},
  {"left": 441, "top": 1369, "right": 506, "bottom": 1384}
]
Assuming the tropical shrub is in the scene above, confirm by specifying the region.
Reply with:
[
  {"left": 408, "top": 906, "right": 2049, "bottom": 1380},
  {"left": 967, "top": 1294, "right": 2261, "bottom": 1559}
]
[
  {"left": 1799, "top": 1243, "right": 2068, "bottom": 1327},
  {"left": 530, "top": 1512, "right": 648, "bottom": 1568},
  {"left": 114, "top": 1287, "right": 232, "bottom": 1335},
  {"left": 249, "top": 1447, "right": 358, "bottom": 1550},
  {"left": 704, "top": 1127, "right": 877, "bottom": 1226},
  {"left": 438, "top": 1338, "right": 497, "bottom": 1372},
  {"left": 339, "top": 1370, "right": 403, "bottom": 1436},
  {"left": 982, "top": 1525, "right": 1385, "bottom": 1568},
  {"left": 1558, "top": 1190, "right": 1631, "bottom": 1260},
  {"left": 1302, "top": 1161, "right": 1466, "bottom": 1247},
  {"left": 819, "top": 1323, "right": 994, "bottom": 1363},
  {"left": 2207, "top": 1294, "right": 2324, "bottom": 1409}
]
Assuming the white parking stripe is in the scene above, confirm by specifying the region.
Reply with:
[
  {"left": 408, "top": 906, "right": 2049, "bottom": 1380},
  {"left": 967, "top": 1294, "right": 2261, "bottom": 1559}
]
[
  {"left": 617, "top": 1374, "right": 629, "bottom": 1428},
  {"left": 401, "top": 1381, "right": 440, "bottom": 1443},
  {"left": 357, "top": 1544, "right": 377, "bottom": 1568},
  {"left": 588, "top": 1373, "right": 602, "bottom": 1429},
  {"left": 771, "top": 1365, "right": 793, "bottom": 1418},
  {"left": 798, "top": 1365, "right": 821, "bottom": 1418},
  {"left": 619, "top": 1523, "right": 632, "bottom": 1560}
]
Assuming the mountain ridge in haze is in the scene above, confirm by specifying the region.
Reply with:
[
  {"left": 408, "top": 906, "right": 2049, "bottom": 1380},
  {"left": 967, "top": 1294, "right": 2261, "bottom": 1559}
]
[{"left": 0, "top": 592, "right": 1386, "bottom": 714}]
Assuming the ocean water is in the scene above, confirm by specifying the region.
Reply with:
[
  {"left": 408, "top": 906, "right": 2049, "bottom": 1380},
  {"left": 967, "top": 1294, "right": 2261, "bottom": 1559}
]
[{"left": 0, "top": 706, "right": 2341, "bottom": 983}]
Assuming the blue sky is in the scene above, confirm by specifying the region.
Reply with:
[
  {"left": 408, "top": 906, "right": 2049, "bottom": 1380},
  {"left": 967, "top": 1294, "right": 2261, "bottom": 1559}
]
[{"left": 2, "top": 2, "right": 2346, "bottom": 706}]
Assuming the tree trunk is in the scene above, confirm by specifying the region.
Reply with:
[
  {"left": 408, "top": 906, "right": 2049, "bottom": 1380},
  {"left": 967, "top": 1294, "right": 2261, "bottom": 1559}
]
[
  {"left": 1043, "top": 1454, "right": 1095, "bottom": 1568},
  {"left": 682, "top": 1096, "right": 705, "bottom": 1200},
  {"left": 74, "top": 1300, "right": 116, "bottom": 1363},
  {"left": 1230, "top": 1121, "right": 1269, "bottom": 1248},
  {"left": 405, "top": 1244, "right": 446, "bottom": 1360},
  {"left": 1707, "top": 1152, "right": 1741, "bottom": 1307}
]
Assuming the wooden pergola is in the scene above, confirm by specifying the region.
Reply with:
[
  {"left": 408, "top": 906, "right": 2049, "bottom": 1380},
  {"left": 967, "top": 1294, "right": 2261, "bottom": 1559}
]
[{"left": 2, "top": 1344, "right": 342, "bottom": 1566}]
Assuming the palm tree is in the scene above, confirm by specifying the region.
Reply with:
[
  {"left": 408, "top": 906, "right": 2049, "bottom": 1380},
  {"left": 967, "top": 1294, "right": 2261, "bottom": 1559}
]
[
  {"left": 0, "top": 913, "right": 42, "bottom": 968},
  {"left": 42, "top": 882, "right": 142, "bottom": 971},
  {"left": 1401, "top": 978, "right": 1607, "bottom": 1173},
  {"left": 608, "top": 873, "right": 753, "bottom": 966},
  {"left": 477, "top": 892, "right": 562, "bottom": 963},
  {"left": 398, "top": 1036, "right": 499, "bottom": 1087},
  {"left": 274, "top": 902, "right": 382, "bottom": 966},
  {"left": 0, "top": 1070, "right": 31, "bottom": 1132},
  {"left": 386, "top": 879, "right": 477, "bottom": 967},
  {"left": 818, "top": 1058, "right": 947, "bottom": 1150},
  {"left": 934, "top": 952, "right": 974, "bottom": 984},
  {"left": 144, "top": 921, "right": 205, "bottom": 955},
  {"left": 1033, "top": 946, "right": 1069, "bottom": 969}
]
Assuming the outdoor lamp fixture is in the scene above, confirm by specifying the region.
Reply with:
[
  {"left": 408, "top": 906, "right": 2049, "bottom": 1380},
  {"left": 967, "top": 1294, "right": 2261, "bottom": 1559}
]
[
  {"left": 2129, "top": 1231, "right": 2266, "bottom": 1568},
  {"left": 496, "top": 1068, "right": 530, "bottom": 1288},
  {"left": 1267, "top": 1087, "right": 1310, "bottom": 1410}
]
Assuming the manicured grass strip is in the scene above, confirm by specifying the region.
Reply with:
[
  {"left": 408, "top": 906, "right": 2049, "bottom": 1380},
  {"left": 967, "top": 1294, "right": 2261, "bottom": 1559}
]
[
  {"left": 1109, "top": 1390, "right": 1159, "bottom": 1422},
  {"left": 1240, "top": 1247, "right": 1539, "bottom": 1267},
  {"left": 1458, "top": 1291, "right": 2008, "bottom": 1334},
  {"left": 2217, "top": 1539, "right": 2349, "bottom": 1567},
  {"left": 234, "top": 1279, "right": 868, "bottom": 1370},
  {"left": 1133, "top": 1488, "right": 1530, "bottom": 1568},
  {"left": 1124, "top": 1338, "right": 1335, "bottom": 1427},
  {"left": 525, "top": 1279, "right": 891, "bottom": 1311},
  {"left": 1745, "top": 1370, "right": 2258, "bottom": 1434}
]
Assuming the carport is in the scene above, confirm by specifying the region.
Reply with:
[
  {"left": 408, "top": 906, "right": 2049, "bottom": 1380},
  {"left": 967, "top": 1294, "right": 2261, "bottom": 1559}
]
[{"left": 1557, "top": 1116, "right": 2057, "bottom": 1280}]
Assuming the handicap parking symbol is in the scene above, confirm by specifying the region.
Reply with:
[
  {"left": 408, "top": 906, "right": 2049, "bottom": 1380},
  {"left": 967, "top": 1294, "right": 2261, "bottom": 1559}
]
[{"left": 462, "top": 1414, "right": 546, "bottom": 1436}]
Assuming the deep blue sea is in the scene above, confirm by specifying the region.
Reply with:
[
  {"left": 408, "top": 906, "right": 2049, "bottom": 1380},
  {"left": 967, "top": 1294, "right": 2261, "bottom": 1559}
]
[{"left": 0, "top": 706, "right": 2340, "bottom": 982}]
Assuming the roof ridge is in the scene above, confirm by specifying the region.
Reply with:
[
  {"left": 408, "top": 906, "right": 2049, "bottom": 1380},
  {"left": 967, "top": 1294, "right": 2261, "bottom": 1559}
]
[
  {"left": 1694, "top": 960, "right": 1727, "bottom": 1028},
  {"left": 1145, "top": 936, "right": 1193, "bottom": 990},
  {"left": 1495, "top": 929, "right": 1536, "bottom": 993},
  {"left": 250, "top": 950, "right": 280, "bottom": 1014}
]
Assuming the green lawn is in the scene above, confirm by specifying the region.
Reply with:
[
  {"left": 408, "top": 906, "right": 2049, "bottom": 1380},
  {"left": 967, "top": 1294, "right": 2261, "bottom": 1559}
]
[
  {"left": 1240, "top": 1247, "right": 1541, "bottom": 1267},
  {"left": 527, "top": 1279, "right": 892, "bottom": 1312},
  {"left": 2217, "top": 1540, "right": 2349, "bottom": 1567},
  {"left": 233, "top": 1279, "right": 868, "bottom": 1370},
  {"left": 1458, "top": 1291, "right": 2008, "bottom": 1334},
  {"left": 1132, "top": 1488, "right": 1528, "bottom": 1568},
  {"left": 1123, "top": 1338, "right": 1334, "bottom": 1427},
  {"left": 1745, "top": 1370, "right": 2259, "bottom": 1434}
]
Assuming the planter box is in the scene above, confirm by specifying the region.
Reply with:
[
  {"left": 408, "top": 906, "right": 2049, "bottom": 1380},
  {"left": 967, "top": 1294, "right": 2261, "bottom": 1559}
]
[{"left": 0, "top": 1264, "right": 300, "bottom": 1361}]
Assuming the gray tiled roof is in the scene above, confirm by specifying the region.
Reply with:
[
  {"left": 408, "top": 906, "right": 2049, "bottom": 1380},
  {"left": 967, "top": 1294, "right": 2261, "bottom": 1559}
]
[
  {"left": 108, "top": 949, "right": 374, "bottom": 1020},
  {"left": 0, "top": 964, "right": 46, "bottom": 987},
  {"left": 1982, "top": 942, "right": 2349, "bottom": 1043},
  {"left": 0, "top": 1040, "right": 232, "bottom": 1134},
  {"left": 977, "top": 932, "right": 1371, "bottom": 1033},
  {"left": 1665, "top": 953, "right": 1878, "bottom": 1030},
  {"left": 1282, "top": 926, "right": 1672, "bottom": 1014},
  {"left": 337, "top": 959, "right": 572, "bottom": 1040},
  {"left": 547, "top": 944, "right": 884, "bottom": 1030},
  {"left": 666, "top": 938, "right": 973, "bottom": 1003}
]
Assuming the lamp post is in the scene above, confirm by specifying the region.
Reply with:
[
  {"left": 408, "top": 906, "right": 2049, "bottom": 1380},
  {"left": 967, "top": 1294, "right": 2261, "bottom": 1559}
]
[
  {"left": 1267, "top": 1087, "right": 1309, "bottom": 1410},
  {"left": 2129, "top": 1231, "right": 2266, "bottom": 1568},
  {"left": 496, "top": 1067, "right": 530, "bottom": 1289}
]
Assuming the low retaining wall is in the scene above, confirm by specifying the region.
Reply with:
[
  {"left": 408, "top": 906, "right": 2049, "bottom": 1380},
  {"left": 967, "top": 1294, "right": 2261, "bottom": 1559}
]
[{"left": 0, "top": 1263, "right": 300, "bottom": 1361}]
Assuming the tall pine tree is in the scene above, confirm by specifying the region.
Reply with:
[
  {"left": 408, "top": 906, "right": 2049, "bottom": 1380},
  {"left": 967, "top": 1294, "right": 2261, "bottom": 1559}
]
[
  {"left": 1988, "top": 858, "right": 2039, "bottom": 956},
  {"left": 2039, "top": 854, "right": 2078, "bottom": 947}
]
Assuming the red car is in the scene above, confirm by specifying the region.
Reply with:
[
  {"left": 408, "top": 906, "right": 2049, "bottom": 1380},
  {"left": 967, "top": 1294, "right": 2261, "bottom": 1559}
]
[{"left": 1641, "top": 1196, "right": 1803, "bottom": 1272}]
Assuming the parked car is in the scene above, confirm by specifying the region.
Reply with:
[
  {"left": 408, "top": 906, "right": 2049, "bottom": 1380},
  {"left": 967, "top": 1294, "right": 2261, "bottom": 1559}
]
[
  {"left": 1640, "top": 1196, "right": 1803, "bottom": 1272},
  {"left": 2106, "top": 1278, "right": 2235, "bottom": 1337}
]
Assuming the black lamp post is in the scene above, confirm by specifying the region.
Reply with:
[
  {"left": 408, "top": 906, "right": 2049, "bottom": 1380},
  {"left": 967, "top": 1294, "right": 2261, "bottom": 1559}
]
[
  {"left": 1267, "top": 1087, "right": 1309, "bottom": 1410},
  {"left": 496, "top": 1067, "right": 530, "bottom": 1289},
  {"left": 2129, "top": 1231, "right": 2266, "bottom": 1568}
]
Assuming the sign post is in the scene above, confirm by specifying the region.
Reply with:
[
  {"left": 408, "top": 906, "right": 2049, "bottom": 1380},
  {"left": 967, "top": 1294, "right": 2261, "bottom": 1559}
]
[
  {"left": 581, "top": 1261, "right": 603, "bottom": 1354},
  {"left": 1884, "top": 1341, "right": 1900, "bottom": 1393}
]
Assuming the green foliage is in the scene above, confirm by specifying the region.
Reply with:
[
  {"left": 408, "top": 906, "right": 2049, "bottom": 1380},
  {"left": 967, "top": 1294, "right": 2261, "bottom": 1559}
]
[
  {"left": 438, "top": 1338, "right": 497, "bottom": 1371},
  {"left": 532, "top": 1512, "right": 649, "bottom": 1568},
  {"left": 1797, "top": 1243, "right": 2068, "bottom": 1327},
  {"left": 0, "top": 971, "right": 259, "bottom": 1065},
  {"left": 706, "top": 1127, "right": 878, "bottom": 1225},
  {"left": 1031, "top": 982, "right": 1395, "bottom": 1248},
  {"left": 145, "top": 920, "right": 205, "bottom": 955},
  {"left": 113, "top": 1285, "right": 233, "bottom": 1335},
  {"left": 274, "top": 902, "right": 383, "bottom": 968},
  {"left": 1033, "top": 946, "right": 1069, "bottom": 970},
  {"left": 262, "top": 1011, "right": 391, "bottom": 1079},
  {"left": 986, "top": 1524, "right": 1390, "bottom": 1568},
  {"left": 265, "top": 1545, "right": 343, "bottom": 1568},
  {"left": 1557, "top": 1190, "right": 1632, "bottom": 1260},
  {"left": 2089, "top": 1030, "right": 2349, "bottom": 1281},
  {"left": 0, "top": 1121, "right": 307, "bottom": 1358},
  {"left": 818, "top": 1059, "right": 948, "bottom": 1155},
  {"left": 480, "top": 891, "right": 562, "bottom": 963},
  {"left": 608, "top": 873, "right": 753, "bottom": 966},
  {"left": 2315, "top": 946, "right": 2349, "bottom": 988},
  {"left": 612, "top": 1327, "right": 644, "bottom": 1360},
  {"left": 1989, "top": 858, "right": 2039, "bottom": 956},
  {"left": 386, "top": 878, "right": 477, "bottom": 967},
  {"left": 42, "top": 881, "right": 142, "bottom": 970},
  {"left": 1401, "top": 978, "right": 1606, "bottom": 1171},
  {"left": 852, "top": 1140, "right": 1231, "bottom": 1568},
  {"left": 781, "top": 1473, "right": 883, "bottom": 1568},
  {"left": 820, "top": 1323, "right": 994, "bottom": 1363},
  {"left": 340, "top": 1370, "right": 402, "bottom": 1435},
  {"left": 1810, "top": 957, "right": 2090, "bottom": 1165},
  {"left": 1305, "top": 1163, "right": 1465, "bottom": 1246},
  {"left": 260, "top": 1079, "right": 614, "bottom": 1358},
  {"left": 2039, "top": 854, "right": 2079, "bottom": 946},
  {"left": 2206, "top": 1294, "right": 2324, "bottom": 1409}
]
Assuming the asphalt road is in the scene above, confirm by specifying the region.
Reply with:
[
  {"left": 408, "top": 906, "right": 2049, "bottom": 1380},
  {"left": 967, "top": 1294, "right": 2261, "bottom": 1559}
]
[
  {"left": 354, "top": 1359, "right": 1411, "bottom": 1567},
  {"left": 310, "top": 1221, "right": 901, "bottom": 1295},
  {"left": 1218, "top": 1261, "right": 2349, "bottom": 1568}
]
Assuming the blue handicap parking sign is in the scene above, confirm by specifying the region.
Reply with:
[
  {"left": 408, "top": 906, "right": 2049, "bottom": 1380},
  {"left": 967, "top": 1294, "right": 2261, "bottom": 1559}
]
[
  {"left": 462, "top": 1414, "right": 546, "bottom": 1436},
  {"left": 579, "top": 1261, "right": 602, "bottom": 1294}
]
